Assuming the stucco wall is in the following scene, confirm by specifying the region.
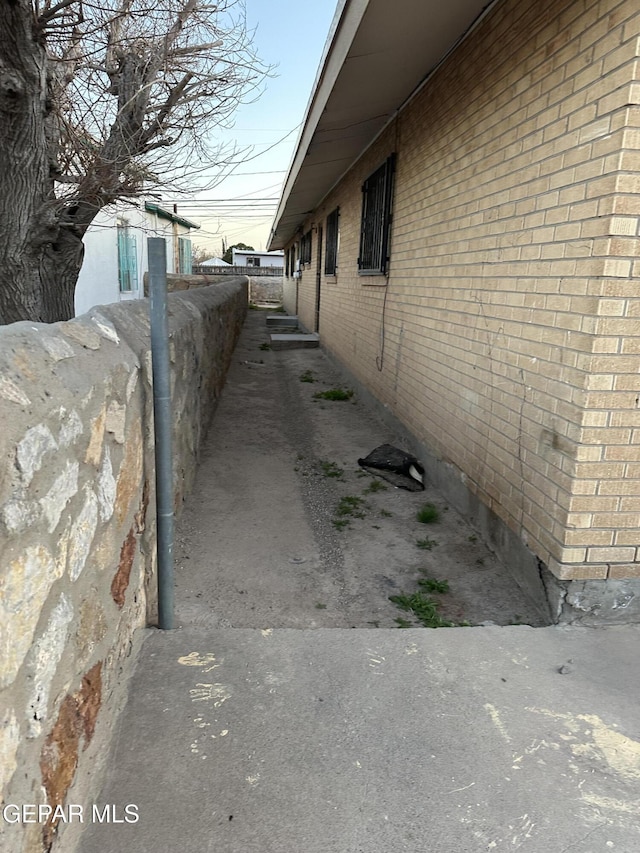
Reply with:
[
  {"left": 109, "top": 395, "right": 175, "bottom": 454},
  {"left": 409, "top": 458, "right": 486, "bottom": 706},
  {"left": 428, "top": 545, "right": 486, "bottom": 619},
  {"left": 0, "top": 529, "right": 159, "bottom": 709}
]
[
  {"left": 284, "top": 0, "right": 640, "bottom": 594},
  {"left": 0, "top": 279, "right": 247, "bottom": 853}
]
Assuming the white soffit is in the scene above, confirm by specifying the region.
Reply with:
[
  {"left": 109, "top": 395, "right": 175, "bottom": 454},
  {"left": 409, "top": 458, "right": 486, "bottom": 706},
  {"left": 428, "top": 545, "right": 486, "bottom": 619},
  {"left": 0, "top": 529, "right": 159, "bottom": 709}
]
[{"left": 269, "top": 0, "right": 496, "bottom": 249}]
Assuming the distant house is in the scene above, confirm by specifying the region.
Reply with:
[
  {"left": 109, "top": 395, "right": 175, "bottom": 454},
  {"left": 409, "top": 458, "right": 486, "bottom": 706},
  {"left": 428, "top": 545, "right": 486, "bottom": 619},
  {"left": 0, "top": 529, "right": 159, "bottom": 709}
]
[
  {"left": 268, "top": 0, "right": 640, "bottom": 618},
  {"left": 75, "top": 201, "right": 200, "bottom": 316},
  {"left": 200, "top": 257, "right": 231, "bottom": 267},
  {"left": 231, "top": 248, "right": 284, "bottom": 269}
]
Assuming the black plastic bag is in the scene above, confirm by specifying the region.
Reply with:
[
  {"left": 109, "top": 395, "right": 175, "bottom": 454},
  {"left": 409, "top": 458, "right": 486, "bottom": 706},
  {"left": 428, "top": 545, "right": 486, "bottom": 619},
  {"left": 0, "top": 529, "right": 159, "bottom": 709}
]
[{"left": 357, "top": 444, "right": 425, "bottom": 491}]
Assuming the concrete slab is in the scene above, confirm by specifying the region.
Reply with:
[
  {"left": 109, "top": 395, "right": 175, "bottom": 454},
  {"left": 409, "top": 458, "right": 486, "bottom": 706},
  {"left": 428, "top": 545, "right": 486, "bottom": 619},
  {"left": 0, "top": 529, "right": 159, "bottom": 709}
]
[
  {"left": 175, "top": 310, "right": 545, "bottom": 630},
  {"left": 78, "top": 625, "right": 640, "bottom": 853},
  {"left": 266, "top": 314, "right": 298, "bottom": 327},
  {"left": 270, "top": 333, "right": 319, "bottom": 350},
  {"left": 70, "top": 310, "right": 640, "bottom": 853}
]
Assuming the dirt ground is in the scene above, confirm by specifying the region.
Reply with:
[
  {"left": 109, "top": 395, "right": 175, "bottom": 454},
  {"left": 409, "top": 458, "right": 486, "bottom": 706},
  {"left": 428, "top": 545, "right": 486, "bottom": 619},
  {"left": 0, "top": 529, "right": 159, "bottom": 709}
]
[{"left": 174, "top": 307, "right": 548, "bottom": 630}]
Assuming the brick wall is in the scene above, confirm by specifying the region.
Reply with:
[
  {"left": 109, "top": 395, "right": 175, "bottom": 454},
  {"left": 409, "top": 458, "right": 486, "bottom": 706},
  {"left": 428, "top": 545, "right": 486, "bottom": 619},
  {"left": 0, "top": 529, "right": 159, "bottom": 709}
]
[{"left": 284, "top": 0, "right": 640, "bottom": 583}]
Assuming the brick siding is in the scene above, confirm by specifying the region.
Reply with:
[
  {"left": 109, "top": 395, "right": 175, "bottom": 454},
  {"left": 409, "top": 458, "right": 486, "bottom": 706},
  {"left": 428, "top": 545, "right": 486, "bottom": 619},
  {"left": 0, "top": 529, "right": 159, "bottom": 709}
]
[{"left": 283, "top": 0, "right": 640, "bottom": 580}]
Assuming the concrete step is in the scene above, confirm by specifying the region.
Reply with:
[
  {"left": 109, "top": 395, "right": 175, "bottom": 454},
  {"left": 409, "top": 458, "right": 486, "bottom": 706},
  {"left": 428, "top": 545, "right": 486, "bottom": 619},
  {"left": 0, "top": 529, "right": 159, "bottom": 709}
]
[
  {"left": 270, "top": 333, "right": 319, "bottom": 350},
  {"left": 266, "top": 314, "right": 298, "bottom": 327}
]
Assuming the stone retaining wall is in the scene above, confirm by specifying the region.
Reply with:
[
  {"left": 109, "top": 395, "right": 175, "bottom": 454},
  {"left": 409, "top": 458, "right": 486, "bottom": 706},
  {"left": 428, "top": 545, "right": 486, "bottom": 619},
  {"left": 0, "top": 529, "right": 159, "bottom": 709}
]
[
  {"left": 158, "top": 273, "right": 282, "bottom": 305},
  {"left": 0, "top": 279, "right": 247, "bottom": 853}
]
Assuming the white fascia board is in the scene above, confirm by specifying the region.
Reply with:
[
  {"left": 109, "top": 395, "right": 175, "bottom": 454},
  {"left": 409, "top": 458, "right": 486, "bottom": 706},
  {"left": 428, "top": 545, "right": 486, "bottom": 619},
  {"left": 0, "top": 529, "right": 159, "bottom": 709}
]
[{"left": 268, "top": 0, "right": 370, "bottom": 249}]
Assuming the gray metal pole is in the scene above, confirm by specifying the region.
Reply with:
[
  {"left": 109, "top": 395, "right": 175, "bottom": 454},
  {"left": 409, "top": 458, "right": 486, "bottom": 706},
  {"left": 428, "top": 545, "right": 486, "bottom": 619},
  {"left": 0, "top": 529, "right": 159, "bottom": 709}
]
[{"left": 148, "top": 238, "right": 174, "bottom": 630}]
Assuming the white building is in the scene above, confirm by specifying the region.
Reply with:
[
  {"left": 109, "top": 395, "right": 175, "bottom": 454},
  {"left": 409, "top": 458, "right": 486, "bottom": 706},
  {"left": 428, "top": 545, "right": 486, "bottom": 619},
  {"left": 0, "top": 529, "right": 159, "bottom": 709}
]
[
  {"left": 231, "top": 248, "right": 284, "bottom": 269},
  {"left": 200, "top": 257, "right": 231, "bottom": 267},
  {"left": 75, "top": 200, "right": 200, "bottom": 316}
]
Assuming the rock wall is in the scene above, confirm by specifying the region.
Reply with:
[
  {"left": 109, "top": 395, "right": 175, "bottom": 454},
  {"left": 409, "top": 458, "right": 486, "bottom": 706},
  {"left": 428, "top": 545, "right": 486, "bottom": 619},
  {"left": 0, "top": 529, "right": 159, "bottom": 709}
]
[
  {"left": 158, "top": 273, "right": 283, "bottom": 305},
  {"left": 0, "top": 279, "right": 247, "bottom": 853},
  {"left": 247, "top": 275, "right": 283, "bottom": 304}
]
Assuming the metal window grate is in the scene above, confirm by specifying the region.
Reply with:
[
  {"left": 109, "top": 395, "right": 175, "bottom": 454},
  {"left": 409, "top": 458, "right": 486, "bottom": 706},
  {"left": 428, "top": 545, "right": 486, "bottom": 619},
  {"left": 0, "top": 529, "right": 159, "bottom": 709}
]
[
  {"left": 301, "top": 230, "right": 312, "bottom": 265},
  {"left": 324, "top": 207, "right": 339, "bottom": 275},
  {"left": 358, "top": 154, "right": 396, "bottom": 274}
]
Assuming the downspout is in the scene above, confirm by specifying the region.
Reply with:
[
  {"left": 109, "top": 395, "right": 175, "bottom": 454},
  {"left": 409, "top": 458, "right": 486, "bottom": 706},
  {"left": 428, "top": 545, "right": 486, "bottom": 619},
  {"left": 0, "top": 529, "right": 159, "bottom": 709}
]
[{"left": 148, "top": 237, "right": 175, "bottom": 629}]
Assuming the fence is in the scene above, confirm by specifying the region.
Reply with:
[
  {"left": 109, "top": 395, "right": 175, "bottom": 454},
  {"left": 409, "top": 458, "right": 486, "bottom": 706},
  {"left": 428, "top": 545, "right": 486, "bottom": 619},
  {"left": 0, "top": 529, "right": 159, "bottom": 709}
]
[{"left": 192, "top": 265, "right": 284, "bottom": 277}]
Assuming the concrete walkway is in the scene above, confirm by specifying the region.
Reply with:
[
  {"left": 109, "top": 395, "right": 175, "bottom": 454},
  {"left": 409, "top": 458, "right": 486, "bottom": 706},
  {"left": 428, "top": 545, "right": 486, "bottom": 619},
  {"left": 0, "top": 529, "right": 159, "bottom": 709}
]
[{"left": 78, "top": 310, "right": 640, "bottom": 853}]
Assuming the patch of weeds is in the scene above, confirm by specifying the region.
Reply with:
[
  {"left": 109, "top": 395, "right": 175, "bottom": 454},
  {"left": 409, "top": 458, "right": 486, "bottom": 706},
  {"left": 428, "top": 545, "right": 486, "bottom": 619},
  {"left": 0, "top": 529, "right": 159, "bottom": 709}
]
[
  {"left": 389, "top": 576, "right": 466, "bottom": 628},
  {"left": 315, "top": 603, "right": 327, "bottom": 610},
  {"left": 355, "top": 470, "right": 369, "bottom": 478},
  {"left": 368, "top": 620, "right": 380, "bottom": 628},
  {"left": 416, "top": 503, "right": 440, "bottom": 524},
  {"left": 418, "top": 577, "right": 449, "bottom": 594},
  {"left": 468, "top": 534, "right": 478, "bottom": 543},
  {"left": 259, "top": 342, "right": 271, "bottom": 351},
  {"left": 336, "top": 495, "right": 368, "bottom": 519},
  {"left": 389, "top": 591, "right": 455, "bottom": 628},
  {"left": 379, "top": 509, "right": 393, "bottom": 518},
  {"left": 313, "top": 387, "right": 354, "bottom": 401},
  {"left": 416, "top": 537, "right": 438, "bottom": 551},
  {"left": 363, "top": 479, "right": 387, "bottom": 494},
  {"left": 299, "top": 369, "right": 315, "bottom": 383},
  {"left": 320, "top": 460, "right": 344, "bottom": 479},
  {"left": 333, "top": 495, "right": 369, "bottom": 531},
  {"left": 395, "top": 617, "right": 413, "bottom": 628}
]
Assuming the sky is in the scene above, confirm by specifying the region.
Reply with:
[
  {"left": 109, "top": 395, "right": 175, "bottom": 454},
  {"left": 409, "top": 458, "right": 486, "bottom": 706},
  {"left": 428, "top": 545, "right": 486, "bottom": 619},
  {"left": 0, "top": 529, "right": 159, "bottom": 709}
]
[{"left": 163, "top": 0, "right": 338, "bottom": 257}]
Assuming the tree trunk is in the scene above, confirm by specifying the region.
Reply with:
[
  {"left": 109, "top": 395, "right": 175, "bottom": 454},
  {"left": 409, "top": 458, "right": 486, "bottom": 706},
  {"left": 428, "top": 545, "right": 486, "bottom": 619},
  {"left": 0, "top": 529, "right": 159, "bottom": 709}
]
[
  {"left": 0, "top": 227, "right": 87, "bottom": 325},
  {"left": 0, "top": 0, "right": 85, "bottom": 325}
]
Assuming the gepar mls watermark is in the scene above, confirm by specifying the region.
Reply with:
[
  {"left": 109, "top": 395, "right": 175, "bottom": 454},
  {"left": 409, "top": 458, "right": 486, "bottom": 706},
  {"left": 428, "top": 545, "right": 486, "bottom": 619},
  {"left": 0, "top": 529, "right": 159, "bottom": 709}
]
[{"left": 2, "top": 804, "right": 139, "bottom": 824}]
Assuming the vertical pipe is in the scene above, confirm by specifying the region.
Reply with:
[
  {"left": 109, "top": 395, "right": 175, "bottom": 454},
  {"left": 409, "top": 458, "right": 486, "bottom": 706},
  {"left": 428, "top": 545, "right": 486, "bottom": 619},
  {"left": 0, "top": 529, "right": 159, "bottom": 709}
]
[{"left": 148, "top": 237, "right": 174, "bottom": 630}]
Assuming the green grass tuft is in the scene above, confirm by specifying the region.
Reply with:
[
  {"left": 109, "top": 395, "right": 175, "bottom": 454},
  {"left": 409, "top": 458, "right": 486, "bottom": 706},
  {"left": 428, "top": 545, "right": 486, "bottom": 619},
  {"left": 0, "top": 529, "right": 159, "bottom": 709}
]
[
  {"left": 336, "top": 495, "right": 367, "bottom": 518},
  {"left": 363, "top": 479, "right": 387, "bottom": 494},
  {"left": 416, "top": 503, "right": 440, "bottom": 524},
  {"left": 320, "top": 460, "right": 344, "bottom": 479},
  {"left": 416, "top": 537, "right": 438, "bottom": 551},
  {"left": 313, "top": 388, "right": 354, "bottom": 401},
  {"left": 418, "top": 577, "right": 449, "bottom": 594}
]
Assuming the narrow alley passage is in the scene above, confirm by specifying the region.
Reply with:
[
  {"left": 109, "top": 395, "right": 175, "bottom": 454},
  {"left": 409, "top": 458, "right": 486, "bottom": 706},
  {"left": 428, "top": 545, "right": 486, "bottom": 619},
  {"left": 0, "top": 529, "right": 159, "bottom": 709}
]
[
  {"left": 174, "top": 308, "right": 544, "bottom": 630},
  {"left": 78, "top": 310, "right": 640, "bottom": 853}
]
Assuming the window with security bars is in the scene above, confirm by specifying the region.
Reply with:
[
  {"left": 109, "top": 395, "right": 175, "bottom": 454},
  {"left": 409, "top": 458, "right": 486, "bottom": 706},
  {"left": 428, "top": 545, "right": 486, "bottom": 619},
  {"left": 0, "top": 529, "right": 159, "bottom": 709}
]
[
  {"left": 358, "top": 154, "right": 396, "bottom": 275},
  {"left": 301, "top": 230, "right": 312, "bottom": 265},
  {"left": 325, "top": 207, "right": 339, "bottom": 275},
  {"left": 117, "top": 222, "right": 137, "bottom": 292}
]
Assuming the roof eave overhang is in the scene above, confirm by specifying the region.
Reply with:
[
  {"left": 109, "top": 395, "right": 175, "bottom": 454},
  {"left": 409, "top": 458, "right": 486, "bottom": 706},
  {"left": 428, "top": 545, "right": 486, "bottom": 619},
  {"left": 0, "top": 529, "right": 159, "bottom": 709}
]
[
  {"left": 145, "top": 202, "right": 201, "bottom": 231},
  {"left": 268, "top": 0, "right": 500, "bottom": 250}
]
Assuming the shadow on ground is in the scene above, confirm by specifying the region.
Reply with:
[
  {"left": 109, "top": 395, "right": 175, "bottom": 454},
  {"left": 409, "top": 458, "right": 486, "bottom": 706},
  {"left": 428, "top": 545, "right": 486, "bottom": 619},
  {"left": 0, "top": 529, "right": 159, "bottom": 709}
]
[{"left": 175, "top": 308, "right": 547, "bottom": 630}]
